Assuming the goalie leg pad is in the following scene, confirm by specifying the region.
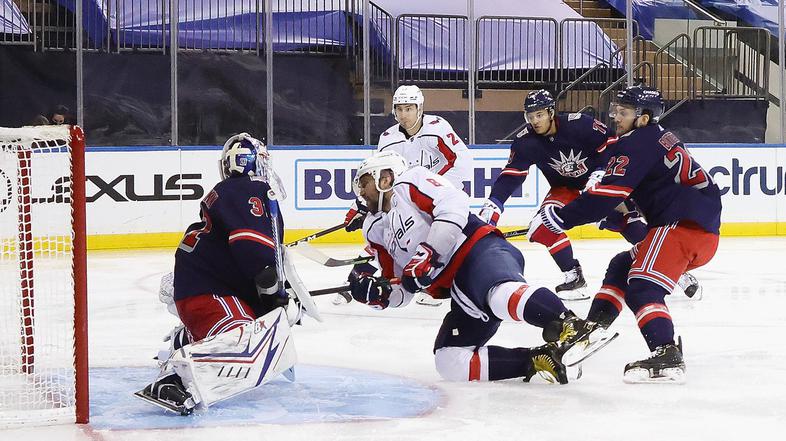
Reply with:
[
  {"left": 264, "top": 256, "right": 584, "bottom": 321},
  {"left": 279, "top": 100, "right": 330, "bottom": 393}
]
[{"left": 167, "top": 307, "right": 297, "bottom": 409}]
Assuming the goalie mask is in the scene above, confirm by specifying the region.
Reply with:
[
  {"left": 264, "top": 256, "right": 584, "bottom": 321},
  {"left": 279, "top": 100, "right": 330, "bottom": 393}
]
[
  {"left": 352, "top": 151, "right": 409, "bottom": 212},
  {"left": 219, "top": 133, "right": 287, "bottom": 200}
]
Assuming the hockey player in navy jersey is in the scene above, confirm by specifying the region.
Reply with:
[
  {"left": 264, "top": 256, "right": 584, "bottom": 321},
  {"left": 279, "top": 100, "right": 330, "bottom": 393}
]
[
  {"left": 136, "top": 133, "right": 313, "bottom": 414},
  {"left": 479, "top": 89, "right": 701, "bottom": 300},
  {"left": 348, "top": 151, "right": 617, "bottom": 383},
  {"left": 478, "top": 90, "right": 625, "bottom": 299},
  {"left": 536, "top": 86, "right": 722, "bottom": 383}
]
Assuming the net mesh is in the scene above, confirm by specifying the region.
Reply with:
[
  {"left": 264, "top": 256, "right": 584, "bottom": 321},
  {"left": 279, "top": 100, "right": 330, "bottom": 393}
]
[{"left": 0, "top": 126, "right": 77, "bottom": 427}]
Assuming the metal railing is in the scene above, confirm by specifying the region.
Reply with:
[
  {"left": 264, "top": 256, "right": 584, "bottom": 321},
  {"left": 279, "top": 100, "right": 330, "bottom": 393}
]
[
  {"left": 555, "top": 62, "right": 609, "bottom": 115},
  {"left": 350, "top": 0, "right": 393, "bottom": 87},
  {"left": 395, "top": 14, "right": 468, "bottom": 85},
  {"left": 693, "top": 26, "right": 770, "bottom": 101},
  {"left": 654, "top": 33, "right": 693, "bottom": 114},
  {"left": 560, "top": 18, "right": 638, "bottom": 86},
  {"left": 475, "top": 16, "right": 558, "bottom": 87},
  {"left": 595, "top": 60, "right": 654, "bottom": 125}
]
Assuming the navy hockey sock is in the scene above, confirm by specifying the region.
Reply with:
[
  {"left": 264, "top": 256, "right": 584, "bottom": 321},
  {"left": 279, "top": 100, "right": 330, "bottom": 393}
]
[
  {"left": 487, "top": 346, "right": 534, "bottom": 380},
  {"left": 587, "top": 285, "right": 624, "bottom": 327},
  {"left": 522, "top": 287, "right": 569, "bottom": 328},
  {"left": 551, "top": 247, "right": 579, "bottom": 273},
  {"left": 626, "top": 279, "right": 674, "bottom": 351}
]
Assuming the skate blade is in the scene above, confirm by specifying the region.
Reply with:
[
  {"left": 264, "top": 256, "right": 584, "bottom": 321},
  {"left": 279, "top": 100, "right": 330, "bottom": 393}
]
[
  {"left": 536, "top": 371, "right": 558, "bottom": 384},
  {"left": 415, "top": 294, "right": 443, "bottom": 307},
  {"left": 331, "top": 292, "right": 351, "bottom": 305},
  {"left": 623, "top": 367, "right": 686, "bottom": 384},
  {"left": 567, "top": 364, "right": 583, "bottom": 381},
  {"left": 556, "top": 289, "right": 590, "bottom": 301},
  {"left": 562, "top": 329, "right": 619, "bottom": 367},
  {"left": 133, "top": 388, "right": 194, "bottom": 416}
]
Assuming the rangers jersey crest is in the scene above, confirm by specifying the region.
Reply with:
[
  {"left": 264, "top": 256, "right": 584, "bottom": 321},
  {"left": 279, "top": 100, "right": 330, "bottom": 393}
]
[{"left": 548, "top": 149, "right": 589, "bottom": 178}]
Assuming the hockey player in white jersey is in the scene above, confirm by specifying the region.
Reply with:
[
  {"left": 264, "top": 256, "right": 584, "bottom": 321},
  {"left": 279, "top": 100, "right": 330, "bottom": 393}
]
[
  {"left": 347, "top": 151, "right": 617, "bottom": 383},
  {"left": 343, "top": 84, "right": 472, "bottom": 306}
]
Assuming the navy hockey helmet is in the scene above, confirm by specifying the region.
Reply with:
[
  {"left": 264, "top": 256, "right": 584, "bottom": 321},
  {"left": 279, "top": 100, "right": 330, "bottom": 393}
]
[
  {"left": 524, "top": 90, "right": 556, "bottom": 114},
  {"left": 611, "top": 85, "right": 665, "bottom": 123}
]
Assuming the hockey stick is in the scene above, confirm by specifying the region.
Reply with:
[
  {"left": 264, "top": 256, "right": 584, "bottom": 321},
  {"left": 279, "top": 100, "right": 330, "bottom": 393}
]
[
  {"left": 309, "top": 277, "right": 401, "bottom": 298},
  {"left": 503, "top": 227, "right": 529, "bottom": 238},
  {"left": 285, "top": 223, "right": 346, "bottom": 247},
  {"left": 291, "top": 242, "right": 375, "bottom": 267}
]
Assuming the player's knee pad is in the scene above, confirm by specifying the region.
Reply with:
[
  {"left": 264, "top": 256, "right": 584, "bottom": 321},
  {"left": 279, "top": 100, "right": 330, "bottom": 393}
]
[
  {"left": 434, "top": 346, "right": 488, "bottom": 382},
  {"left": 487, "top": 281, "right": 540, "bottom": 322},
  {"left": 624, "top": 278, "right": 669, "bottom": 312},
  {"left": 603, "top": 250, "right": 633, "bottom": 288}
]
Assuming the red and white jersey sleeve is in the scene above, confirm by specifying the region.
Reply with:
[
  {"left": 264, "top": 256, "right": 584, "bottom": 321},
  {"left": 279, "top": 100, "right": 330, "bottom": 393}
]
[
  {"left": 361, "top": 166, "right": 471, "bottom": 282},
  {"left": 377, "top": 114, "right": 471, "bottom": 189}
]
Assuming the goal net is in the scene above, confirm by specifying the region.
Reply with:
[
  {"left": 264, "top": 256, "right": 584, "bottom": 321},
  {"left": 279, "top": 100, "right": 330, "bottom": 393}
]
[{"left": 0, "top": 125, "right": 88, "bottom": 427}]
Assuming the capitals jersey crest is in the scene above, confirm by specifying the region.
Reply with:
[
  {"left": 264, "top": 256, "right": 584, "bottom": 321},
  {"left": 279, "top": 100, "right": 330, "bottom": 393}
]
[{"left": 548, "top": 149, "right": 589, "bottom": 178}]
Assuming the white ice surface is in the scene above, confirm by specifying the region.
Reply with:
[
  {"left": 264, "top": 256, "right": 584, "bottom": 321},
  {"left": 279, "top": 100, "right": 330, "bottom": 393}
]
[{"left": 3, "top": 237, "right": 786, "bottom": 441}]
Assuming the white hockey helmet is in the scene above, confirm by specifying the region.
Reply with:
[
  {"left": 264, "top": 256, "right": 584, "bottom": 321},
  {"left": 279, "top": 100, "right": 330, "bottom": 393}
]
[
  {"left": 353, "top": 151, "right": 408, "bottom": 211},
  {"left": 392, "top": 85, "right": 425, "bottom": 127}
]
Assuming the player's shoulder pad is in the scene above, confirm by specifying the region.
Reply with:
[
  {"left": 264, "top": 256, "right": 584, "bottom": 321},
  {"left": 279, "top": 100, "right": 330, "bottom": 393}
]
[
  {"left": 378, "top": 124, "right": 406, "bottom": 150},
  {"left": 422, "top": 114, "right": 453, "bottom": 133},
  {"left": 214, "top": 176, "right": 271, "bottom": 202}
]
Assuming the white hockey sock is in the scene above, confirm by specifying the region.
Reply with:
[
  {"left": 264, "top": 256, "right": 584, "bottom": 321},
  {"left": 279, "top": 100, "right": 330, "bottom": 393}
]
[{"left": 487, "top": 281, "right": 539, "bottom": 322}]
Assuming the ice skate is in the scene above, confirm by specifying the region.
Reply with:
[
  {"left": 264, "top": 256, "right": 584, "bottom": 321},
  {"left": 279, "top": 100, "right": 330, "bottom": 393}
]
[
  {"left": 523, "top": 343, "right": 568, "bottom": 384},
  {"left": 555, "top": 265, "right": 589, "bottom": 301},
  {"left": 623, "top": 338, "right": 686, "bottom": 384},
  {"left": 543, "top": 311, "right": 618, "bottom": 367},
  {"left": 134, "top": 373, "right": 197, "bottom": 416}
]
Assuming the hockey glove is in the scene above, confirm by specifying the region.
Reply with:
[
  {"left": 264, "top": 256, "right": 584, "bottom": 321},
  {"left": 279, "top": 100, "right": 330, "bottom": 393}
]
[
  {"left": 348, "top": 273, "right": 391, "bottom": 310},
  {"left": 344, "top": 198, "right": 369, "bottom": 232},
  {"left": 539, "top": 204, "right": 567, "bottom": 234},
  {"left": 478, "top": 198, "right": 503, "bottom": 226},
  {"left": 582, "top": 170, "right": 605, "bottom": 193},
  {"left": 402, "top": 243, "right": 443, "bottom": 293}
]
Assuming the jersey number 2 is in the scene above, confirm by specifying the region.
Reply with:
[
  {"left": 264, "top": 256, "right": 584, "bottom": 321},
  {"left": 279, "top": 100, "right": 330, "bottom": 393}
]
[
  {"left": 663, "top": 146, "right": 710, "bottom": 189},
  {"left": 179, "top": 209, "right": 212, "bottom": 253}
]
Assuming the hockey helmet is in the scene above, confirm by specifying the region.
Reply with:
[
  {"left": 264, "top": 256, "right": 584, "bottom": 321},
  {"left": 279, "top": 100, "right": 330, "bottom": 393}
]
[
  {"left": 352, "top": 151, "right": 409, "bottom": 211},
  {"left": 610, "top": 85, "right": 665, "bottom": 123},
  {"left": 392, "top": 85, "right": 425, "bottom": 128},
  {"left": 219, "top": 133, "right": 268, "bottom": 179},
  {"left": 524, "top": 89, "right": 556, "bottom": 124}
]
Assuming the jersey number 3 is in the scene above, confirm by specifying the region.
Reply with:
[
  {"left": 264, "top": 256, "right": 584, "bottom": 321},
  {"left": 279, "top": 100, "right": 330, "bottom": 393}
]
[{"left": 249, "top": 197, "right": 266, "bottom": 217}]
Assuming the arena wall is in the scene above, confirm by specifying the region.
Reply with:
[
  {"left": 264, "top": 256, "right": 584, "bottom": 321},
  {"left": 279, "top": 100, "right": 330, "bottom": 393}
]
[{"left": 16, "top": 143, "right": 783, "bottom": 250}]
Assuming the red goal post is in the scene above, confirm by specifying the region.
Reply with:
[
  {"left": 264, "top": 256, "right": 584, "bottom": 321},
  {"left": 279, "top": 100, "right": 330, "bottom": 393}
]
[{"left": 0, "top": 125, "right": 88, "bottom": 427}]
